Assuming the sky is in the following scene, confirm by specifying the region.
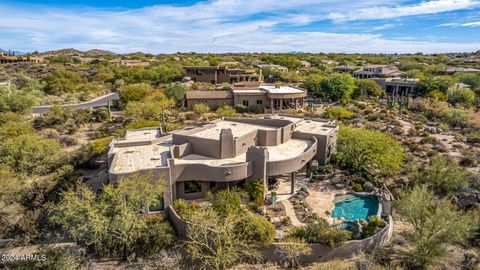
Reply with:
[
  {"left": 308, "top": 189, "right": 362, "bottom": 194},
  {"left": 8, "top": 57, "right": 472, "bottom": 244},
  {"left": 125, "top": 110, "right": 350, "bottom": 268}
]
[{"left": 0, "top": 0, "right": 480, "bottom": 54}]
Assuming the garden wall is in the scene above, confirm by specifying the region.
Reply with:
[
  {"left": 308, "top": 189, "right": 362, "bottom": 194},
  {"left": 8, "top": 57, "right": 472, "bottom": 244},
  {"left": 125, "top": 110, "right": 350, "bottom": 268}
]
[{"left": 165, "top": 207, "right": 394, "bottom": 264}]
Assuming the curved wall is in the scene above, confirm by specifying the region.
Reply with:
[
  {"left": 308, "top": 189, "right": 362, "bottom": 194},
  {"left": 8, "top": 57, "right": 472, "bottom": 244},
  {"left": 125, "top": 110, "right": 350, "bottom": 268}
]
[
  {"left": 266, "top": 137, "right": 318, "bottom": 176},
  {"left": 171, "top": 161, "right": 252, "bottom": 183}
]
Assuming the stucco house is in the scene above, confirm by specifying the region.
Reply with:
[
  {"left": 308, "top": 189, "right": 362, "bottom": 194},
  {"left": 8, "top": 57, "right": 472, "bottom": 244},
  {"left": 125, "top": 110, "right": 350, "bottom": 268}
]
[
  {"left": 185, "top": 84, "right": 307, "bottom": 112},
  {"left": 107, "top": 116, "right": 338, "bottom": 211}
]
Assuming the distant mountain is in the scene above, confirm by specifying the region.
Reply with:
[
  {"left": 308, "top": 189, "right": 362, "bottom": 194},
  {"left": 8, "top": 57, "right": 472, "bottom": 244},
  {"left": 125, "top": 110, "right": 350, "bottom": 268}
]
[
  {"left": 0, "top": 49, "right": 28, "bottom": 55},
  {"left": 84, "top": 49, "right": 116, "bottom": 56},
  {"left": 41, "top": 48, "right": 83, "bottom": 56}
]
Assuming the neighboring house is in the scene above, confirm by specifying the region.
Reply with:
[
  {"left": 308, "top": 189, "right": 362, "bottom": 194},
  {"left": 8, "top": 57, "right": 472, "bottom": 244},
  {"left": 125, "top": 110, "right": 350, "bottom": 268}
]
[
  {"left": 320, "top": 60, "right": 338, "bottom": 66},
  {"left": 185, "top": 84, "right": 307, "bottom": 111},
  {"left": 110, "top": 59, "right": 150, "bottom": 67},
  {"left": 184, "top": 66, "right": 263, "bottom": 85},
  {"left": 0, "top": 52, "right": 43, "bottom": 64},
  {"left": 257, "top": 64, "right": 289, "bottom": 73},
  {"left": 185, "top": 90, "right": 234, "bottom": 109},
  {"left": 353, "top": 65, "right": 402, "bottom": 79},
  {"left": 333, "top": 65, "right": 361, "bottom": 74},
  {"left": 438, "top": 67, "right": 480, "bottom": 75},
  {"left": 300, "top": 60, "right": 312, "bottom": 68},
  {"left": 374, "top": 77, "right": 422, "bottom": 96},
  {"left": 107, "top": 116, "right": 338, "bottom": 208}
]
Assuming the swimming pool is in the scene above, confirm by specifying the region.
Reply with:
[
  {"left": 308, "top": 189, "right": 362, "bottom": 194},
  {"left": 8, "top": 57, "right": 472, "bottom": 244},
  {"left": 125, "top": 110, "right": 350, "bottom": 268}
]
[{"left": 331, "top": 194, "right": 379, "bottom": 221}]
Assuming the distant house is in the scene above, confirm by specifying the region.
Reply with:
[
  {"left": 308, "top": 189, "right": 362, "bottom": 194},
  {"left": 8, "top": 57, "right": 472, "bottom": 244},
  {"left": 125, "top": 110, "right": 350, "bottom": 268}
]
[
  {"left": 374, "top": 77, "right": 421, "bottom": 96},
  {"left": 320, "top": 60, "right": 338, "bottom": 65},
  {"left": 438, "top": 67, "right": 480, "bottom": 75},
  {"left": 185, "top": 84, "right": 307, "bottom": 112},
  {"left": 353, "top": 65, "right": 402, "bottom": 79},
  {"left": 257, "top": 64, "right": 289, "bottom": 73},
  {"left": 333, "top": 65, "right": 361, "bottom": 74},
  {"left": 299, "top": 61, "right": 312, "bottom": 68},
  {"left": 110, "top": 59, "right": 149, "bottom": 67},
  {"left": 0, "top": 52, "right": 43, "bottom": 64},
  {"left": 183, "top": 66, "right": 263, "bottom": 85}
]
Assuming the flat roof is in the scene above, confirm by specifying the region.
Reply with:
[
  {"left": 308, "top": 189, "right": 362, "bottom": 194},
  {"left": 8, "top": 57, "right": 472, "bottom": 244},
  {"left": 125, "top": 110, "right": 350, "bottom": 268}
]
[
  {"left": 175, "top": 138, "right": 312, "bottom": 165},
  {"left": 266, "top": 138, "right": 312, "bottom": 161},
  {"left": 192, "top": 120, "right": 275, "bottom": 139},
  {"left": 260, "top": 85, "right": 305, "bottom": 94},
  {"left": 124, "top": 128, "right": 162, "bottom": 142},
  {"left": 111, "top": 140, "right": 172, "bottom": 174},
  {"left": 295, "top": 120, "right": 337, "bottom": 135}
]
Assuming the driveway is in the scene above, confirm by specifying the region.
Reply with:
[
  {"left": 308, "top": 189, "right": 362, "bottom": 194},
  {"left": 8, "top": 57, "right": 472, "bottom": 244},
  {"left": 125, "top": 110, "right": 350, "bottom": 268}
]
[{"left": 32, "top": 92, "right": 119, "bottom": 114}]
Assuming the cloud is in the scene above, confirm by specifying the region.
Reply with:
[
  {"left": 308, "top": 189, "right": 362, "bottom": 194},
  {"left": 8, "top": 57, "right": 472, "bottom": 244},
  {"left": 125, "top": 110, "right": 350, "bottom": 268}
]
[
  {"left": 329, "top": 0, "right": 480, "bottom": 21},
  {"left": 438, "top": 21, "right": 480, "bottom": 27},
  {"left": 0, "top": 0, "right": 479, "bottom": 53}
]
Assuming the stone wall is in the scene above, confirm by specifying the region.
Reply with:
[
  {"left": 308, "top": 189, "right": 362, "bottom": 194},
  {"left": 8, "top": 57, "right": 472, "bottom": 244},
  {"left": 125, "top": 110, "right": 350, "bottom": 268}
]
[{"left": 165, "top": 206, "right": 394, "bottom": 265}]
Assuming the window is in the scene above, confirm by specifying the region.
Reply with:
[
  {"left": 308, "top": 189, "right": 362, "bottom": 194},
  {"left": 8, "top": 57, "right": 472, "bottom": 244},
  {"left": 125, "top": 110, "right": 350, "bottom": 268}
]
[
  {"left": 256, "top": 100, "right": 263, "bottom": 105},
  {"left": 210, "top": 181, "right": 217, "bottom": 189},
  {"left": 243, "top": 100, "right": 249, "bottom": 106},
  {"left": 148, "top": 195, "right": 164, "bottom": 212},
  {"left": 185, "top": 181, "right": 202, "bottom": 194}
]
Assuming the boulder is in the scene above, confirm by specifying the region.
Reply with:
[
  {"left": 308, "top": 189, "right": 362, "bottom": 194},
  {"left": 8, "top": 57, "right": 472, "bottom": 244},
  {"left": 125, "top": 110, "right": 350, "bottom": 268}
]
[{"left": 458, "top": 194, "right": 478, "bottom": 209}]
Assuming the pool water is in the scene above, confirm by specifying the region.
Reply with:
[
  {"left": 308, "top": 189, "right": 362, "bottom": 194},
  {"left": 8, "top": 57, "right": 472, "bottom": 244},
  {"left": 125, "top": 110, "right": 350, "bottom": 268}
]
[{"left": 331, "top": 194, "right": 379, "bottom": 221}]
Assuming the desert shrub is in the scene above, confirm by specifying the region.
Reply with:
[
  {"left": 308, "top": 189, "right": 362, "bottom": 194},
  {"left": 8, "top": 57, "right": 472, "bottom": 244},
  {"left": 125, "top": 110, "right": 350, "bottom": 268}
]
[
  {"left": 275, "top": 237, "right": 312, "bottom": 268},
  {"left": 91, "top": 137, "right": 113, "bottom": 155},
  {"left": 323, "top": 107, "right": 355, "bottom": 120},
  {"left": 414, "top": 156, "right": 470, "bottom": 197},
  {"left": 235, "top": 213, "right": 276, "bottom": 245},
  {"left": 0, "top": 133, "right": 62, "bottom": 175},
  {"left": 362, "top": 216, "right": 386, "bottom": 238},
  {"left": 235, "top": 104, "right": 248, "bottom": 113},
  {"left": 193, "top": 103, "right": 210, "bottom": 115},
  {"left": 335, "top": 126, "right": 405, "bottom": 177},
  {"left": 206, "top": 189, "right": 246, "bottom": 217},
  {"left": 134, "top": 215, "right": 175, "bottom": 256},
  {"left": 351, "top": 182, "right": 363, "bottom": 192},
  {"left": 440, "top": 108, "right": 470, "bottom": 128},
  {"left": 447, "top": 87, "right": 476, "bottom": 107},
  {"left": 244, "top": 180, "right": 264, "bottom": 206},
  {"left": 248, "top": 104, "right": 264, "bottom": 114},
  {"left": 397, "top": 185, "right": 478, "bottom": 269},
  {"left": 216, "top": 104, "right": 236, "bottom": 117},
  {"left": 466, "top": 131, "right": 480, "bottom": 144},
  {"left": 304, "top": 218, "right": 351, "bottom": 247}
]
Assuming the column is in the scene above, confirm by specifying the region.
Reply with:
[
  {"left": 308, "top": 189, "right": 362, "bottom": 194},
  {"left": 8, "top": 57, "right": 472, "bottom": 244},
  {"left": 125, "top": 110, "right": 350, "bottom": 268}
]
[
  {"left": 270, "top": 99, "right": 274, "bottom": 113},
  {"left": 294, "top": 98, "right": 298, "bottom": 110},
  {"left": 291, "top": 172, "right": 296, "bottom": 194},
  {"left": 280, "top": 99, "right": 283, "bottom": 110}
]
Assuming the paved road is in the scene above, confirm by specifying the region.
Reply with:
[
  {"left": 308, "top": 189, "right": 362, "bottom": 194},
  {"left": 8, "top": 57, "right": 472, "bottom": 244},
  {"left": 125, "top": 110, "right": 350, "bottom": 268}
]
[{"left": 32, "top": 92, "right": 119, "bottom": 114}]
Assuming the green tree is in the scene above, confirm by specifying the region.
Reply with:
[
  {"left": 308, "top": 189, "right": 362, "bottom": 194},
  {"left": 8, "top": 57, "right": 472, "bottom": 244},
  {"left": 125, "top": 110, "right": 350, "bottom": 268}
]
[
  {"left": 319, "top": 73, "right": 355, "bottom": 101},
  {"left": 0, "top": 86, "right": 36, "bottom": 114},
  {"left": 164, "top": 83, "right": 189, "bottom": 106},
  {"left": 185, "top": 207, "right": 260, "bottom": 270},
  {"left": 51, "top": 173, "right": 173, "bottom": 260},
  {"left": 43, "top": 69, "right": 83, "bottom": 95},
  {"left": 335, "top": 126, "right": 404, "bottom": 177},
  {"left": 118, "top": 83, "right": 153, "bottom": 103},
  {"left": 455, "top": 72, "right": 480, "bottom": 92},
  {"left": 414, "top": 156, "right": 470, "bottom": 197},
  {"left": 353, "top": 79, "right": 384, "bottom": 98},
  {"left": 397, "top": 185, "right": 478, "bottom": 269},
  {"left": 304, "top": 74, "right": 323, "bottom": 94},
  {"left": 0, "top": 134, "right": 61, "bottom": 175}
]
